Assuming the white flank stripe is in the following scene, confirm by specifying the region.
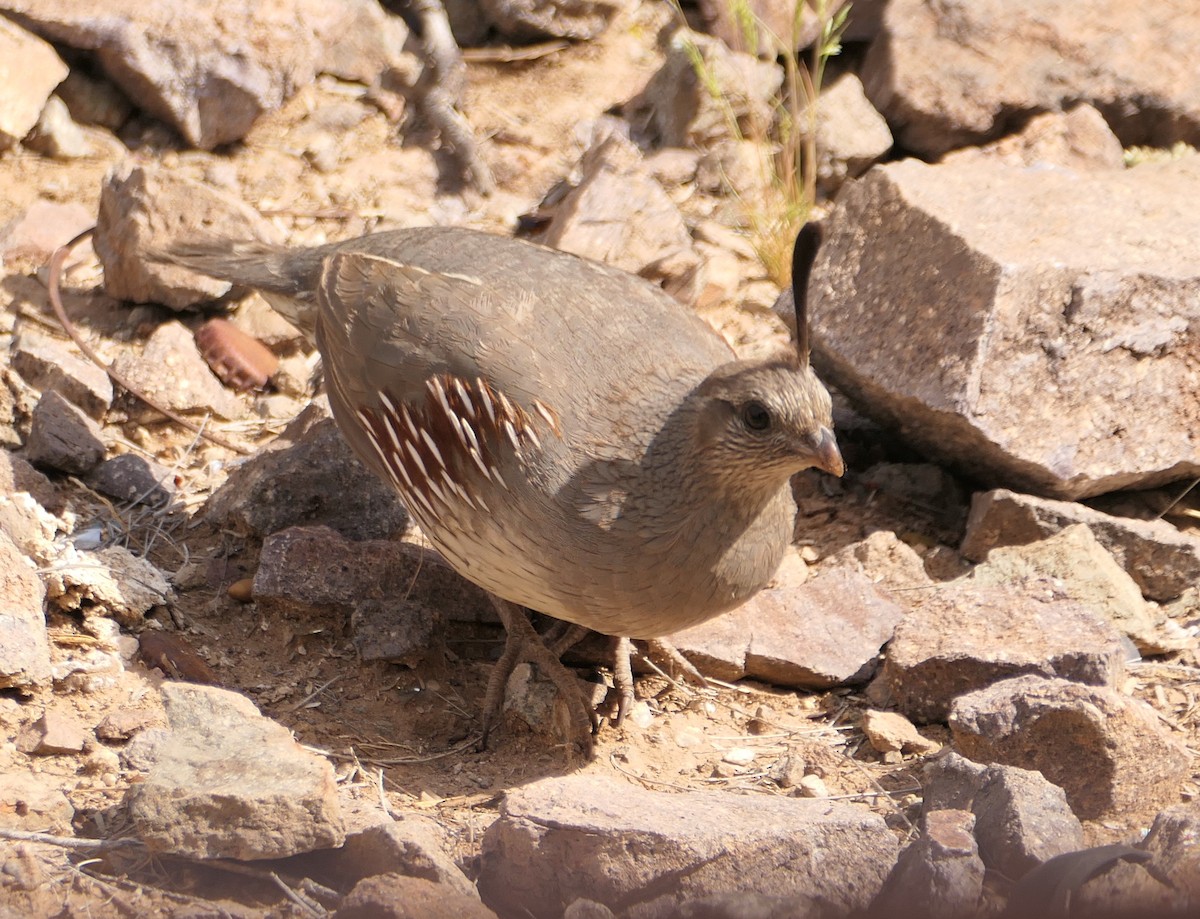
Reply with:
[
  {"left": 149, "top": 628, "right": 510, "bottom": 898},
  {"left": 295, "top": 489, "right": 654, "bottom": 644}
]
[
  {"left": 404, "top": 441, "right": 429, "bottom": 481},
  {"left": 420, "top": 428, "right": 447, "bottom": 470},
  {"left": 503, "top": 420, "right": 521, "bottom": 451},
  {"left": 453, "top": 378, "right": 474, "bottom": 417}
]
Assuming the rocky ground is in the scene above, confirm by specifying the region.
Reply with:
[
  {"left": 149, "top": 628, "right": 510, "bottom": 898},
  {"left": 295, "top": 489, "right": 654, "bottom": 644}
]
[{"left": 1, "top": 0, "right": 1200, "bottom": 917}]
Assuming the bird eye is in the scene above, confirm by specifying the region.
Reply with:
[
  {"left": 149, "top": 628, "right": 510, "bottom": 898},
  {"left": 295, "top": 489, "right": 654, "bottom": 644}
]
[{"left": 741, "top": 400, "right": 772, "bottom": 432}]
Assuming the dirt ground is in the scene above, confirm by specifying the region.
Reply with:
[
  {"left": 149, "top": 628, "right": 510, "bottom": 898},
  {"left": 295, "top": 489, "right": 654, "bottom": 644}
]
[{"left": 2, "top": 3, "right": 1200, "bottom": 916}]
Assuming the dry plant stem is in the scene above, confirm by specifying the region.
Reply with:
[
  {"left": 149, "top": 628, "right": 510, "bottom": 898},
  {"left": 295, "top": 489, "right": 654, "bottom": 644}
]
[
  {"left": 46, "top": 229, "right": 252, "bottom": 455},
  {"left": 0, "top": 827, "right": 143, "bottom": 850},
  {"left": 480, "top": 599, "right": 599, "bottom": 752},
  {"left": 408, "top": 0, "right": 495, "bottom": 194}
]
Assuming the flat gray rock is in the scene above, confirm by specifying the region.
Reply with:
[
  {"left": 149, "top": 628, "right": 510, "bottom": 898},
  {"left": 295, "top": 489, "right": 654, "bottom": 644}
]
[
  {"left": 882, "top": 582, "right": 1126, "bottom": 723},
  {"left": 962, "top": 487, "right": 1200, "bottom": 602},
  {"left": 862, "top": 0, "right": 1200, "bottom": 156},
  {"left": 125, "top": 682, "right": 344, "bottom": 859},
  {"left": 203, "top": 412, "right": 409, "bottom": 541},
  {"left": 949, "top": 675, "right": 1192, "bottom": 821},
  {"left": 478, "top": 773, "right": 898, "bottom": 918},
  {"left": 24, "top": 390, "right": 106, "bottom": 476},
  {"left": 811, "top": 157, "right": 1200, "bottom": 500}
]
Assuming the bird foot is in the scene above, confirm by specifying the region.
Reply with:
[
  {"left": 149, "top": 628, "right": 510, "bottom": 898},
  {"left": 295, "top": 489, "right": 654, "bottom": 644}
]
[
  {"left": 480, "top": 600, "right": 599, "bottom": 754},
  {"left": 608, "top": 636, "right": 708, "bottom": 725}
]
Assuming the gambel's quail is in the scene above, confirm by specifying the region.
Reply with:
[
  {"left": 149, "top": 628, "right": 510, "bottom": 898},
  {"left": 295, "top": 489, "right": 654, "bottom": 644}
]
[{"left": 165, "top": 224, "right": 842, "bottom": 750}]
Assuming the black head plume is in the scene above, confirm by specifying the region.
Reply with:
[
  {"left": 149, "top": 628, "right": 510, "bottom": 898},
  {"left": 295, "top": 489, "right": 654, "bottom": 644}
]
[{"left": 791, "top": 222, "right": 822, "bottom": 369}]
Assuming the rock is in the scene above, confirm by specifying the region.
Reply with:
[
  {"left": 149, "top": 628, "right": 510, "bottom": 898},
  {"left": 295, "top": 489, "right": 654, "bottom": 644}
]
[
  {"left": 942, "top": 104, "right": 1125, "bottom": 171},
  {"left": 0, "top": 201, "right": 97, "bottom": 270},
  {"left": 138, "top": 630, "right": 218, "bottom": 684},
  {"left": 883, "top": 582, "right": 1126, "bottom": 723},
  {"left": 0, "top": 0, "right": 410, "bottom": 149},
  {"left": 24, "top": 390, "right": 107, "bottom": 475},
  {"left": 0, "top": 772, "right": 74, "bottom": 834},
  {"left": 810, "top": 157, "right": 1200, "bottom": 500},
  {"left": 55, "top": 68, "right": 132, "bottom": 131},
  {"left": 109, "top": 321, "right": 244, "bottom": 421},
  {"left": 633, "top": 30, "right": 782, "bottom": 148},
  {"left": 24, "top": 95, "right": 92, "bottom": 159},
  {"left": 16, "top": 710, "right": 89, "bottom": 755},
  {"left": 480, "top": 0, "right": 619, "bottom": 41},
  {"left": 862, "top": 0, "right": 1200, "bottom": 156},
  {"left": 314, "top": 818, "right": 478, "bottom": 901},
  {"left": 203, "top": 412, "right": 409, "bottom": 541},
  {"left": 1071, "top": 856, "right": 1184, "bottom": 917},
  {"left": 253, "top": 526, "right": 495, "bottom": 661},
  {"left": 542, "top": 133, "right": 700, "bottom": 303},
  {"left": 478, "top": 774, "right": 898, "bottom": 918},
  {"left": 966, "top": 524, "right": 1175, "bottom": 654},
  {"left": 125, "top": 682, "right": 344, "bottom": 859},
  {"left": 95, "top": 708, "right": 158, "bottom": 743},
  {"left": 857, "top": 462, "right": 969, "bottom": 546},
  {"left": 807, "top": 73, "right": 892, "bottom": 193},
  {"left": 334, "top": 873, "right": 497, "bottom": 919},
  {"left": 0, "top": 448, "right": 62, "bottom": 514},
  {"left": 0, "top": 488, "right": 59, "bottom": 566},
  {"left": 1001, "top": 845, "right": 1164, "bottom": 918},
  {"left": 42, "top": 543, "right": 172, "bottom": 625},
  {"left": 563, "top": 901, "right": 615, "bottom": 919},
  {"left": 670, "top": 566, "right": 903, "bottom": 689},
  {"left": 826, "top": 529, "right": 934, "bottom": 602},
  {"left": 860, "top": 710, "right": 940, "bottom": 757},
  {"left": 95, "top": 164, "right": 277, "bottom": 310},
  {"left": 10, "top": 328, "right": 113, "bottom": 420},
  {"left": 870, "top": 809, "right": 984, "bottom": 919},
  {"left": 88, "top": 453, "right": 176, "bottom": 508},
  {"left": 923, "top": 753, "right": 1085, "bottom": 881},
  {"left": 0, "top": 17, "right": 67, "bottom": 150},
  {"left": 962, "top": 488, "right": 1200, "bottom": 602},
  {"left": 1140, "top": 803, "right": 1200, "bottom": 900},
  {"left": 949, "top": 675, "right": 1192, "bottom": 821},
  {"left": 694, "top": 0, "right": 842, "bottom": 56},
  {"left": 0, "top": 532, "right": 50, "bottom": 691}
]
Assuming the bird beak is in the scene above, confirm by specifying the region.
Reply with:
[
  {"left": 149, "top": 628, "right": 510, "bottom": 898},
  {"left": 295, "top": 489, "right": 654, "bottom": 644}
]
[{"left": 812, "top": 427, "right": 844, "bottom": 477}]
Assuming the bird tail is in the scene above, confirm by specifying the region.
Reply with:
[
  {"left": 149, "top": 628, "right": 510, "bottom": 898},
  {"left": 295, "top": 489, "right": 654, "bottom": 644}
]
[{"left": 153, "top": 239, "right": 326, "bottom": 336}]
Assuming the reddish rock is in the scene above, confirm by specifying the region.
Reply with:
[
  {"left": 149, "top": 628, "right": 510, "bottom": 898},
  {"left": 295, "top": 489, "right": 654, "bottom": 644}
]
[
  {"left": 883, "top": 583, "right": 1126, "bottom": 723},
  {"left": 949, "top": 675, "right": 1192, "bottom": 821},
  {"left": 962, "top": 487, "right": 1200, "bottom": 602},
  {"left": 862, "top": 0, "right": 1200, "bottom": 156},
  {"left": 478, "top": 773, "right": 898, "bottom": 918},
  {"left": 671, "top": 566, "right": 903, "bottom": 689},
  {"left": 811, "top": 157, "right": 1200, "bottom": 500}
]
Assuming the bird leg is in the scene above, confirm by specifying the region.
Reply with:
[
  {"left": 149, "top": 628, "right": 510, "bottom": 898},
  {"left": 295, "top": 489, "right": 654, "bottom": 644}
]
[
  {"left": 608, "top": 637, "right": 708, "bottom": 725},
  {"left": 479, "top": 599, "right": 599, "bottom": 752}
]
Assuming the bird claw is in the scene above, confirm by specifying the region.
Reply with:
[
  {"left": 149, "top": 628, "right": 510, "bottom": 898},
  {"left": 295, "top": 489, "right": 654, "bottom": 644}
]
[{"left": 479, "top": 600, "right": 598, "bottom": 755}]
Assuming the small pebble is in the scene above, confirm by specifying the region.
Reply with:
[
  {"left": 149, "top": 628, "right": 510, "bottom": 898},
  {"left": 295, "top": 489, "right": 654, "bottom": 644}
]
[
  {"left": 227, "top": 578, "right": 254, "bottom": 602},
  {"left": 799, "top": 774, "right": 828, "bottom": 798},
  {"left": 722, "top": 747, "right": 756, "bottom": 766}
]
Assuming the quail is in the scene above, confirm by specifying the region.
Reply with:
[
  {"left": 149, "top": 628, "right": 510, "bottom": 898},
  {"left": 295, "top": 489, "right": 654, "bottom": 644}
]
[{"left": 165, "top": 224, "right": 842, "bottom": 749}]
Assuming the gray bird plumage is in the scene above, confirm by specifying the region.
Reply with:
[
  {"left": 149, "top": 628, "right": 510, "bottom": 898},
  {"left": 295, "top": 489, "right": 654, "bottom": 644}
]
[{"left": 165, "top": 226, "right": 841, "bottom": 638}]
